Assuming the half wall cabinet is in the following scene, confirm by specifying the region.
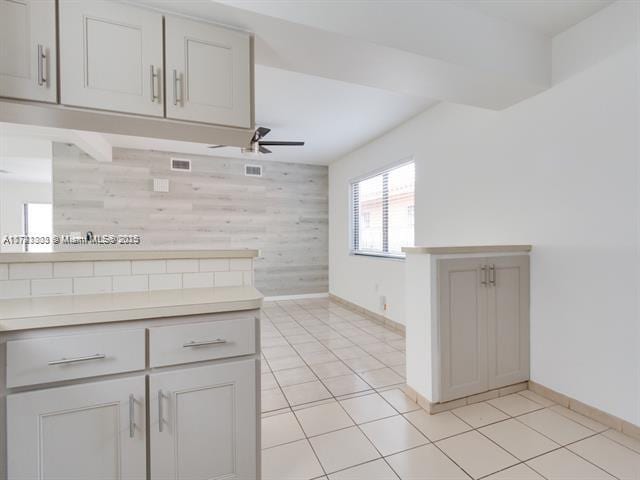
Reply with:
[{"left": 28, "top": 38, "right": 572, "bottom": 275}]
[{"left": 438, "top": 255, "right": 530, "bottom": 402}]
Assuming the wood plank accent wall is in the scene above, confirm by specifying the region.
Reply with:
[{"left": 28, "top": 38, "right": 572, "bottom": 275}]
[{"left": 52, "top": 143, "right": 328, "bottom": 296}]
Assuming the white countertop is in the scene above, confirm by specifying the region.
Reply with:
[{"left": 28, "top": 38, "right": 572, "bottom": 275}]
[
  {"left": 0, "top": 286, "right": 263, "bottom": 332},
  {"left": 402, "top": 245, "right": 532, "bottom": 254},
  {"left": 0, "top": 249, "right": 260, "bottom": 263}
]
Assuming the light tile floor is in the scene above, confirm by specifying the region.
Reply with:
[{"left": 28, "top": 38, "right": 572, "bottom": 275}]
[{"left": 260, "top": 298, "right": 640, "bottom": 479}]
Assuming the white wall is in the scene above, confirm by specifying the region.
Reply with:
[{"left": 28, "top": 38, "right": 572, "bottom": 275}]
[
  {"left": 0, "top": 180, "right": 52, "bottom": 252},
  {"left": 329, "top": 5, "right": 639, "bottom": 425}
]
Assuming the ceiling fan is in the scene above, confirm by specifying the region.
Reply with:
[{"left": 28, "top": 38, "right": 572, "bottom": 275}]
[{"left": 208, "top": 127, "right": 304, "bottom": 154}]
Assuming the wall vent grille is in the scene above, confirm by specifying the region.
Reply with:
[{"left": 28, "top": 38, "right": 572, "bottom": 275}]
[
  {"left": 245, "top": 165, "right": 262, "bottom": 177},
  {"left": 170, "top": 158, "right": 191, "bottom": 171}
]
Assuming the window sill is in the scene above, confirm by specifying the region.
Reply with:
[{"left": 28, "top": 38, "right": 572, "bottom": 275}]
[{"left": 350, "top": 251, "right": 406, "bottom": 261}]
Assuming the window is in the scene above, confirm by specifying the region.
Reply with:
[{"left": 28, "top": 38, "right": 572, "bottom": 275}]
[
  {"left": 23, "top": 203, "right": 53, "bottom": 252},
  {"left": 351, "top": 162, "right": 415, "bottom": 257}
]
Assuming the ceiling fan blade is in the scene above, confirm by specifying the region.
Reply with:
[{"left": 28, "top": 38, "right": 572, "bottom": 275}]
[
  {"left": 253, "top": 127, "right": 271, "bottom": 142},
  {"left": 259, "top": 146, "right": 272, "bottom": 154},
  {"left": 208, "top": 145, "right": 227, "bottom": 149},
  {"left": 258, "top": 141, "right": 305, "bottom": 146}
]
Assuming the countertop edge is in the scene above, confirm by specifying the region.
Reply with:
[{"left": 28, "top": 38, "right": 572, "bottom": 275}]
[
  {"left": 0, "top": 297, "right": 263, "bottom": 333},
  {"left": 0, "top": 249, "right": 260, "bottom": 263},
  {"left": 402, "top": 245, "right": 532, "bottom": 254}
]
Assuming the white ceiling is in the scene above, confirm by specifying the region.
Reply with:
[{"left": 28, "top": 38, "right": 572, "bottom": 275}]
[
  {"left": 106, "top": 65, "right": 436, "bottom": 165},
  {"left": 5, "top": 1, "right": 614, "bottom": 168},
  {"left": 456, "top": 0, "right": 614, "bottom": 36}
]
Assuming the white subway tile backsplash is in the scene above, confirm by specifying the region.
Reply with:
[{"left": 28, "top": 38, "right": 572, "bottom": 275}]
[
  {"left": 74, "top": 277, "right": 112, "bottom": 295},
  {"left": 132, "top": 260, "right": 166, "bottom": 275},
  {"left": 215, "top": 271, "right": 244, "bottom": 287},
  {"left": 113, "top": 275, "right": 149, "bottom": 293},
  {"left": 32, "top": 278, "right": 73, "bottom": 296},
  {"left": 166, "top": 259, "right": 199, "bottom": 273},
  {"left": 0, "top": 280, "right": 30, "bottom": 299},
  {"left": 0, "top": 256, "right": 255, "bottom": 299},
  {"left": 54, "top": 262, "right": 94, "bottom": 278},
  {"left": 230, "top": 258, "right": 252, "bottom": 271},
  {"left": 94, "top": 261, "right": 131, "bottom": 276},
  {"left": 9, "top": 262, "right": 52, "bottom": 280},
  {"left": 149, "top": 273, "right": 182, "bottom": 290},
  {"left": 199, "top": 259, "right": 230, "bottom": 272},
  {"left": 183, "top": 272, "right": 215, "bottom": 288}
]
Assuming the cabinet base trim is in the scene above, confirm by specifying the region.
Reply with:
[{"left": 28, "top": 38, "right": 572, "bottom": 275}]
[
  {"left": 528, "top": 380, "right": 640, "bottom": 441},
  {"left": 328, "top": 293, "right": 405, "bottom": 336},
  {"left": 402, "top": 382, "right": 528, "bottom": 415}
]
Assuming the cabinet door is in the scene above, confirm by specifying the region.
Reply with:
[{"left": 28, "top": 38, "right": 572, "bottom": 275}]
[
  {"left": 59, "top": 1, "right": 163, "bottom": 116},
  {"left": 150, "top": 359, "right": 257, "bottom": 480},
  {"left": 7, "top": 376, "right": 146, "bottom": 480},
  {"left": 0, "top": 0, "right": 57, "bottom": 102},
  {"left": 486, "top": 255, "right": 530, "bottom": 389},
  {"left": 438, "top": 257, "right": 488, "bottom": 402},
  {"left": 165, "top": 16, "right": 251, "bottom": 128}
]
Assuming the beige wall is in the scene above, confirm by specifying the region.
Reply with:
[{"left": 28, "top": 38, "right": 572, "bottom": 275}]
[{"left": 53, "top": 144, "right": 328, "bottom": 296}]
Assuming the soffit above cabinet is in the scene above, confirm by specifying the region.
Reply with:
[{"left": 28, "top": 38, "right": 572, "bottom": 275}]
[{"left": 0, "top": 99, "right": 255, "bottom": 148}]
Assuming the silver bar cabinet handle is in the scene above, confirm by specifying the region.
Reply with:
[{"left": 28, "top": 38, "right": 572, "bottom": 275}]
[
  {"left": 480, "top": 265, "right": 487, "bottom": 286},
  {"left": 150, "top": 65, "right": 158, "bottom": 102},
  {"left": 172, "top": 70, "right": 179, "bottom": 106},
  {"left": 48, "top": 353, "right": 106, "bottom": 366},
  {"left": 183, "top": 339, "right": 227, "bottom": 348},
  {"left": 129, "top": 394, "right": 135, "bottom": 438},
  {"left": 158, "top": 389, "right": 164, "bottom": 433},
  {"left": 37, "top": 44, "right": 46, "bottom": 86},
  {"left": 489, "top": 264, "right": 496, "bottom": 286}
]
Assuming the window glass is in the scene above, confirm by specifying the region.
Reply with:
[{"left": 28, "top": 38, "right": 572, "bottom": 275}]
[{"left": 351, "top": 162, "right": 415, "bottom": 257}]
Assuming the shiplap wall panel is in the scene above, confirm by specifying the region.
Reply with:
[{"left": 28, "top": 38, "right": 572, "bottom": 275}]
[{"left": 52, "top": 144, "right": 328, "bottom": 296}]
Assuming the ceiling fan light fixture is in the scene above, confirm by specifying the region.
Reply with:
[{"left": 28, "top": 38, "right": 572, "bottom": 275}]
[
  {"left": 241, "top": 142, "right": 260, "bottom": 154},
  {"left": 210, "top": 127, "right": 304, "bottom": 155}
]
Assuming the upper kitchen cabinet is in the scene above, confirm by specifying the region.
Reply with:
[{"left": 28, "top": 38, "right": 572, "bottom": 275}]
[
  {"left": 165, "top": 16, "right": 252, "bottom": 128},
  {"left": 0, "top": 0, "right": 57, "bottom": 103},
  {"left": 59, "top": 1, "right": 164, "bottom": 117}
]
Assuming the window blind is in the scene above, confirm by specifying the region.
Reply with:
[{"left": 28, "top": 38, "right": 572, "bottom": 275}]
[{"left": 351, "top": 162, "right": 415, "bottom": 257}]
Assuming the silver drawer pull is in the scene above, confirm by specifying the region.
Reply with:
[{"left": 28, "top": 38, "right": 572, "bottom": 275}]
[
  {"left": 182, "top": 339, "right": 227, "bottom": 348},
  {"left": 48, "top": 353, "right": 106, "bottom": 366}
]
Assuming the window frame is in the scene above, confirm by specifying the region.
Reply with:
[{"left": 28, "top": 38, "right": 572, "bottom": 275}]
[{"left": 349, "top": 158, "right": 415, "bottom": 260}]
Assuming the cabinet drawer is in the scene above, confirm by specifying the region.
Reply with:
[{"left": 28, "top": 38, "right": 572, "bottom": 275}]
[
  {"left": 7, "top": 329, "right": 145, "bottom": 388},
  {"left": 149, "top": 317, "right": 256, "bottom": 367}
]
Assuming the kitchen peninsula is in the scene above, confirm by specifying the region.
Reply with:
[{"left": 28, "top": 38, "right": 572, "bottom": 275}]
[{"left": 0, "top": 249, "right": 262, "bottom": 480}]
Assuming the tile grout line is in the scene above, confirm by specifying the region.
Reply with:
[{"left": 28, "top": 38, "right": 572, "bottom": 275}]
[
  {"left": 263, "top": 298, "right": 410, "bottom": 477},
  {"left": 261, "top": 299, "right": 631, "bottom": 479}
]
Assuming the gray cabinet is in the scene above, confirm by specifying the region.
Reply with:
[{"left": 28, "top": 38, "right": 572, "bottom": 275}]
[
  {"left": 59, "top": 1, "right": 164, "bottom": 117},
  {"left": 487, "top": 255, "right": 530, "bottom": 390},
  {"left": 0, "top": 0, "right": 57, "bottom": 102},
  {"left": 165, "top": 16, "right": 252, "bottom": 128},
  {"left": 150, "top": 360, "right": 257, "bottom": 480},
  {"left": 439, "top": 257, "right": 489, "bottom": 401},
  {"left": 3, "top": 314, "right": 261, "bottom": 480},
  {"left": 8, "top": 376, "right": 146, "bottom": 480},
  {"left": 438, "top": 255, "right": 529, "bottom": 402}
]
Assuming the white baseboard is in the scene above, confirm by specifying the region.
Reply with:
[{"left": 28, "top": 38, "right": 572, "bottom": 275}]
[{"left": 264, "top": 292, "right": 329, "bottom": 301}]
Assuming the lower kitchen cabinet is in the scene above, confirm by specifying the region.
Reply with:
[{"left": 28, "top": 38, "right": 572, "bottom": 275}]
[
  {"left": 438, "top": 255, "right": 530, "bottom": 402},
  {"left": 149, "top": 359, "right": 257, "bottom": 480},
  {"left": 7, "top": 376, "right": 147, "bottom": 480},
  {"left": 2, "top": 312, "right": 261, "bottom": 480}
]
